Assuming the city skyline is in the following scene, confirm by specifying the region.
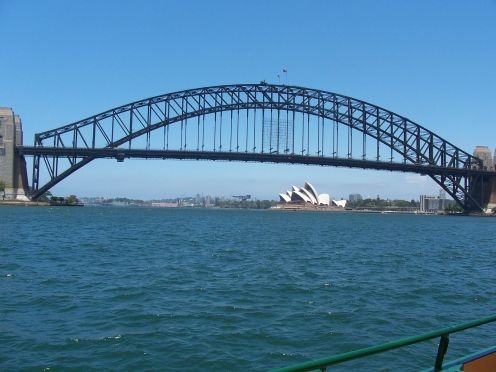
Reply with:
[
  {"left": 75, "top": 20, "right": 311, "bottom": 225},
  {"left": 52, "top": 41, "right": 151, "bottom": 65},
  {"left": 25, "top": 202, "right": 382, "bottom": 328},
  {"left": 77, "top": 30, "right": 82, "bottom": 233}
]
[
  {"left": 76, "top": 182, "right": 441, "bottom": 203},
  {"left": 2, "top": 0, "right": 495, "bottom": 200}
]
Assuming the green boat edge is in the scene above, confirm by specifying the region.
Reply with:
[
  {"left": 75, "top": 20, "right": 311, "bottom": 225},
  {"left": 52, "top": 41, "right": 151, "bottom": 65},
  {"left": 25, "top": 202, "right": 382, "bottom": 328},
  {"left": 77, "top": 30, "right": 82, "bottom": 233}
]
[
  {"left": 271, "top": 314, "right": 496, "bottom": 372},
  {"left": 421, "top": 345, "right": 496, "bottom": 371}
]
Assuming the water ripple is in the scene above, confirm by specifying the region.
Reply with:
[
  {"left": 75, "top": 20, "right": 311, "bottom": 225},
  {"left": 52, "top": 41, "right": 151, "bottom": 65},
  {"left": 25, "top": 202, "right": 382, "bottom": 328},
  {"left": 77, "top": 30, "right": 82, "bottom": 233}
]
[{"left": 1, "top": 208, "right": 495, "bottom": 370}]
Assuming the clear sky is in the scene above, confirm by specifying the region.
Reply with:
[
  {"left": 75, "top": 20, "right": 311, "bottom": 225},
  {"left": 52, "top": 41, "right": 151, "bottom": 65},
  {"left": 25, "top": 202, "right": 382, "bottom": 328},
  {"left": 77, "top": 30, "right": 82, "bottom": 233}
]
[{"left": 1, "top": 0, "right": 495, "bottom": 200}]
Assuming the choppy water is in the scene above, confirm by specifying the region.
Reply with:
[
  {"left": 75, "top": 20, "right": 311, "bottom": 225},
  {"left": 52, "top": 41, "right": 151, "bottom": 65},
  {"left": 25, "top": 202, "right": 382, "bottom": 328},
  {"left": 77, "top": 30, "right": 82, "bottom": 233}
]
[{"left": 1, "top": 207, "right": 495, "bottom": 371}]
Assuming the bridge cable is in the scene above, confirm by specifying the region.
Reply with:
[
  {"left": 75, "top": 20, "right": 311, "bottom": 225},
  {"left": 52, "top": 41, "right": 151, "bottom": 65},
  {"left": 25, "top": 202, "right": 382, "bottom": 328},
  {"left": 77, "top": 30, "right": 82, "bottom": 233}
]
[
  {"left": 277, "top": 94, "right": 281, "bottom": 154},
  {"left": 230, "top": 94, "right": 233, "bottom": 152},
  {"left": 307, "top": 97, "right": 310, "bottom": 156},
  {"left": 301, "top": 110, "right": 305, "bottom": 155},
  {"left": 180, "top": 99, "right": 184, "bottom": 150},
  {"left": 166, "top": 101, "right": 170, "bottom": 150},
  {"left": 284, "top": 108, "right": 287, "bottom": 153},
  {"left": 322, "top": 99, "right": 325, "bottom": 157},
  {"left": 184, "top": 97, "right": 188, "bottom": 150},
  {"left": 270, "top": 98, "right": 273, "bottom": 153},
  {"left": 197, "top": 100, "right": 200, "bottom": 151},
  {"left": 202, "top": 95, "right": 205, "bottom": 151},
  {"left": 292, "top": 96, "right": 295, "bottom": 154},
  {"left": 253, "top": 106, "right": 256, "bottom": 152},
  {"left": 219, "top": 104, "right": 223, "bottom": 151},
  {"left": 261, "top": 93, "right": 265, "bottom": 153},
  {"left": 214, "top": 94, "right": 217, "bottom": 152},
  {"left": 245, "top": 104, "right": 249, "bottom": 153},
  {"left": 236, "top": 95, "right": 240, "bottom": 152}
]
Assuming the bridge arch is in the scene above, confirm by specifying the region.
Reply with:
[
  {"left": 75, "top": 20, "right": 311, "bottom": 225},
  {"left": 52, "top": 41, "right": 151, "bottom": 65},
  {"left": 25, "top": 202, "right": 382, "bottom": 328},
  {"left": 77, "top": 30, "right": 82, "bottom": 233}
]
[{"left": 23, "top": 83, "right": 491, "bottom": 211}]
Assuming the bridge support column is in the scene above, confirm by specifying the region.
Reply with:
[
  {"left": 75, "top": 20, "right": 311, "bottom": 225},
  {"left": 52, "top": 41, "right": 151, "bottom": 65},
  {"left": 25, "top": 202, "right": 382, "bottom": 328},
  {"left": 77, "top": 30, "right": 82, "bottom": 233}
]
[
  {"left": 469, "top": 175, "right": 496, "bottom": 213},
  {"left": 0, "top": 107, "right": 29, "bottom": 200}
]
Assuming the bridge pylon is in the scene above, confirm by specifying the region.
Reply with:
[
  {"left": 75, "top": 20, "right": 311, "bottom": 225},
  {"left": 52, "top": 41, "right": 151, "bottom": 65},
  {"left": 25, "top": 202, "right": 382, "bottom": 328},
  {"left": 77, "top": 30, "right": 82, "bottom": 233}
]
[
  {"left": 0, "top": 107, "right": 29, "bottom": 200},
  {"left": 469, "top": 175, "right": 496, "bottom": 213}
]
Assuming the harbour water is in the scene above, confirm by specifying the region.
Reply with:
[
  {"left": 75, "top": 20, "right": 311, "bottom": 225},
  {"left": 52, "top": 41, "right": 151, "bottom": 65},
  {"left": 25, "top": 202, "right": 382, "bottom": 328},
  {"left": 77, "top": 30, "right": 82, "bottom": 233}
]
[{"left": 1, "top": 207, "right": 495, "bottom": 370}]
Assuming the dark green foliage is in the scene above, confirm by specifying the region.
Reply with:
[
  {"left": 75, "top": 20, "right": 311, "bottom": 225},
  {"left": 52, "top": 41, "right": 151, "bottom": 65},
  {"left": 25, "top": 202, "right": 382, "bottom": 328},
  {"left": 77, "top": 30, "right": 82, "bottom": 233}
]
[
  {"left": 214, "top": 199, "right": 277, "bottom": 209},
  {"left": 347, "top": 198, "right": 419, "bottom": 210}
]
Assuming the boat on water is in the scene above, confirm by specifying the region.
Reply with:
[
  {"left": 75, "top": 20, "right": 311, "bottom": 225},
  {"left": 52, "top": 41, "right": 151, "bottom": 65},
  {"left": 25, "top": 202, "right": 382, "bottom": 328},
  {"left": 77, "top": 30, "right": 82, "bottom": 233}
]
[
  {"left": 429, "top": 346, "right": 496, "bottom": 371},
  {"left": 272, "top": 314, "right": 496, "bottom": 371}
]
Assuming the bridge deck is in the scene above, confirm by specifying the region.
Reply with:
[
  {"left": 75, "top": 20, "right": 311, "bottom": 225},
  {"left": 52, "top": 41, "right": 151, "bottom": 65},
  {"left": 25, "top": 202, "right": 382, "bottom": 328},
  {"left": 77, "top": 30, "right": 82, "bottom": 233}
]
[{"left": 19, "top": 146, "right": 496, "bottom": 177}]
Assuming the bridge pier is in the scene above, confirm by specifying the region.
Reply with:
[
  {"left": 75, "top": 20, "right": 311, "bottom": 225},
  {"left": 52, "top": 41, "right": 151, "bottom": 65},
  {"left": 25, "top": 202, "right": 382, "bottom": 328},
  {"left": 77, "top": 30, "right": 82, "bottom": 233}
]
[
  {"left": 0, "top": 107, "right": 29, "bottom": 200},
  {"left": 469, "top": 175, "right": 496, "bottom": 213}
]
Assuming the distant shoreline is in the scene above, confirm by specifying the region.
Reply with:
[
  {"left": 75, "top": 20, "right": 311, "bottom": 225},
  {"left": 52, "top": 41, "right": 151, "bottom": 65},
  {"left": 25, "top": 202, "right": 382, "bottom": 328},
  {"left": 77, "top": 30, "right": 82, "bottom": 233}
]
[
  {"left": 0, "top": 200, "right": 49, "bottom": 206},
  {"left": 1, "top": 201, "right": 493, "bottom": 217}
]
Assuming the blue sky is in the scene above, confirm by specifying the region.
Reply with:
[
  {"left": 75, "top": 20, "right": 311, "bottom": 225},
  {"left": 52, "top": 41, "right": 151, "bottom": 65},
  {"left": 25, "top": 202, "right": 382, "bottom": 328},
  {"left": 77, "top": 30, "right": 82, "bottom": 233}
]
[{"left": 1, "top": 0, "right": 495, "bottom": 199}]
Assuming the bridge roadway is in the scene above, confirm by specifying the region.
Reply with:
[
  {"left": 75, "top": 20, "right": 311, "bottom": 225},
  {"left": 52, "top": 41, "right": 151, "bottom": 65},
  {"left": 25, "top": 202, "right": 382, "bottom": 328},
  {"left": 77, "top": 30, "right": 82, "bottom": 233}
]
[{"left": 19, "top": 146, "right": 496, "bottom": 178}]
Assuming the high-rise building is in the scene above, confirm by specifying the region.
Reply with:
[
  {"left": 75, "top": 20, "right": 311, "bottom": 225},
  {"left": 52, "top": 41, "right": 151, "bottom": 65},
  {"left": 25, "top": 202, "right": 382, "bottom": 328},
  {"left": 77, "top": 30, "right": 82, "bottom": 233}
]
[
  {"left": 420, "top": 192, "right": 456, "bottom": 212},
  {"left": 420, "top": 195, "right": 438, "bottom": 212},
  {"left": 349, "top": 193, "right": 363, "bottom": 202},
  {"left": 473, "top": 146, "right": 493, "bottom": 170}
]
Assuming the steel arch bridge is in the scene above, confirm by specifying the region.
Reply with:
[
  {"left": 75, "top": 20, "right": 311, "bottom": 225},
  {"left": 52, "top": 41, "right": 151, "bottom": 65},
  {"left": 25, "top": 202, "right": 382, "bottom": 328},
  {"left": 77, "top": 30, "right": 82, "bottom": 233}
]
[{"left": 20, "top": 83, "right": 495, "bottom": 211}]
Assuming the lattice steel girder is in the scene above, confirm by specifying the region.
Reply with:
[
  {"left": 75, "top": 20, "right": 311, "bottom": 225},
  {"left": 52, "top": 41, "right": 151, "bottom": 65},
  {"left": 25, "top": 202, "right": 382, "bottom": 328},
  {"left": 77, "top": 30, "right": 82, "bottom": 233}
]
[
  {"left": 33, "top": 84, "right": 480, "bottom": 169},
  {"left": 29, "top": 83, "right": 491, "bottom": 210}
]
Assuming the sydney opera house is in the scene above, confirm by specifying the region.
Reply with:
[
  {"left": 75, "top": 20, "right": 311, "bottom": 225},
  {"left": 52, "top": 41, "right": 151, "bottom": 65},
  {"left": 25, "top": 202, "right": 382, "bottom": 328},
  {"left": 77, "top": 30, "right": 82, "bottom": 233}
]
[{"left": 279, "top": 182, "right": 347, "bottom": 208}]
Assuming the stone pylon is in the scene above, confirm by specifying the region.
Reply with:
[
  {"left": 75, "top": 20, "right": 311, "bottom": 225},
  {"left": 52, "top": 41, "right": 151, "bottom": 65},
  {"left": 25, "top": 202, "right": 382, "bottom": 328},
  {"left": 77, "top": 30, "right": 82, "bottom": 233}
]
[{"left": 0, "top": 107, "right": 29, "bottom": 200}]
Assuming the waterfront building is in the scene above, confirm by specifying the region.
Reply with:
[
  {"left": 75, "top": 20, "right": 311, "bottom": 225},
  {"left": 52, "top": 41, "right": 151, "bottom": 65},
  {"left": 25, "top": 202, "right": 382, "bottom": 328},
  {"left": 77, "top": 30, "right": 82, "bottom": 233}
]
[
  {"left": 420, "top": 195, "right": 438, "bottom": 212},
  {"left": 419, "top": 193, "right": 456, "bottom": 212},
  {"left": 349, "top": 193, "right": 363, "bottom": 202},
  {"left": 473, "top": 146, "right": 493, "bottom": 170},
  {"left": 278, "top": 182, "right": 346, "bottom": 207}
]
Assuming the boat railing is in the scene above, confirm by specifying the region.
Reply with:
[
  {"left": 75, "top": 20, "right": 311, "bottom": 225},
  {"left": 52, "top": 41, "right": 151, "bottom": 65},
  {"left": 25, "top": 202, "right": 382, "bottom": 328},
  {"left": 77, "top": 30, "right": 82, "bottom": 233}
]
[{"left": 271, "top": 313, "right": 496, "bottom": 372}]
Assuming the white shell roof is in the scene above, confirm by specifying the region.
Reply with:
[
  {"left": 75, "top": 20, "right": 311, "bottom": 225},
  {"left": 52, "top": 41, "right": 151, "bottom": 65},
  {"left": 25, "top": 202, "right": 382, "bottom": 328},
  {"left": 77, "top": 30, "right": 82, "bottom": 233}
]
[
  {"left": 304, "top": 182, "right": 319, "bottom": 201},
  {"left": 300, "top": 187, "right": 318, "bottom": 204},
  {"left": 333, "top": 199, "right": 347, "bottom": 208},
  {"left": 292, "top": 190, "right": 311, "bottom": 203},
  {"left": 318, "top": 193, "right": 330, "bottom": 206}
]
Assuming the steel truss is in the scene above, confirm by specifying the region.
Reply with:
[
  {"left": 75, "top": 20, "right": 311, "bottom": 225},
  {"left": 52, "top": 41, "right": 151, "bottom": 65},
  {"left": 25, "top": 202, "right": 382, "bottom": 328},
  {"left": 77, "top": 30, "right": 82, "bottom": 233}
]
[{"left": 21, "top": 83, "right": 493, "bottom": 211}]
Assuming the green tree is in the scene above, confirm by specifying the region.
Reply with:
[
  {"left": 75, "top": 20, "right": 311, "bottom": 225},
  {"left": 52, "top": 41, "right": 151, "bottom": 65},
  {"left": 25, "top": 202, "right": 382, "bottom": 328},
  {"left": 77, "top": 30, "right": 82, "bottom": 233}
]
[
  {"left": 445, "top": 203, "right": 463, "bottom": 213},
  {"left": 0, "top": 180, "right": 5, "bottom": 200},
  {"left": 66, "top": 195, "right": 79, "bottom": 205},
  {"left": 38, "top": 190, "right": 52, "bottom": 203}
]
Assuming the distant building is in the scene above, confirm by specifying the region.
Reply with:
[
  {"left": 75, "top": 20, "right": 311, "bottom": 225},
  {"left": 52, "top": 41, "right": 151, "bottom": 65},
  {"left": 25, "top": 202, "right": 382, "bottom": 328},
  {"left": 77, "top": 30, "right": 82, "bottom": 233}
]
[
  {"left": 151, "top": 202, "right": 179, "bottom": 208},
  {"left": 279, "top": 182, "right": 346, "bottom": 207},
  {"left": 473, "top": 146, "right": 493, "bottom": 170},
  {"left": 420, "top": 193, "right": 456, "bottom": 212},
  {"left": 439, "top": 189, "right": 446, "bottom": 200},
  {"left": 349, "top": 193, "right": 363, "bottom": 203},
  {"left": 204, "top": 195, "right": 213, "bottom": 207},
  {"left": 420, "top": 195, "right": 438, "bottom": 212}
]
